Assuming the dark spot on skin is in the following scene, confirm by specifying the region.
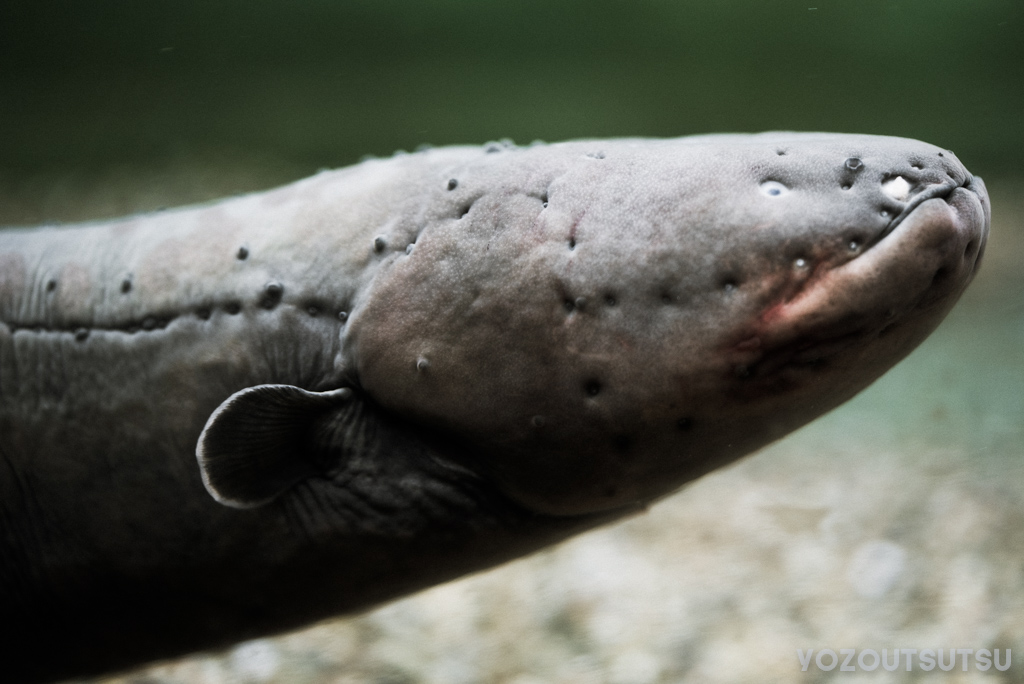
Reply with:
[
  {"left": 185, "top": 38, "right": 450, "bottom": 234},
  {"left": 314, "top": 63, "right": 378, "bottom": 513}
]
[
  {"left": 563, "top": 299, "right": 575, "bottom": 313},
  {"left": 142, "top": 317, "right": 156, "bottom": 331},
  {"left": 612, "top": 435, "right": 632, "bottom": 452},
  {"left": 337, "top": 311, "right": 348, "bottom": 322},
  {"left": 406, "top": 244, "right": 415, "bottom": 255},
  {"left": 373, "top": 236, "right": 387, "bottom": 253},
  {"left": 586, "top": 151, "right": 606, "bottom": 159},
  {"left": 120, "top": 279, "right": 132, "bottom": 294},
  {"left": 845, "top": 157, "right": 863, "bottom": 172},
  {"left": 938, "top": 152, "right": 944, "bottom": 157},
  {"left": 261, "top": 282, "right": 284, "bottom": 309},
  {"left": 661, "top": 292, "right": 673, "bottom": 304},
  {"left": 458, "top": 203, "right": 473, "bottom": 219},
  {"left": 776, "top": 149, "right": 787, "bottom": 156},
  {"left": 541, "top": 192, "right": 549, "bottom": 204},
  {"left": 842, "top": 183, "right": 852, "bottom": 191},
  {"left": 196, "top": 307, "right": 212, "bottom": 320},
  {"left": 46, "top": 279, "right": 57, "bottom": 292},
  {"left": 447, "top": 178, "right": 458, "bottom": 190},
  {"left": 911, "top": 162, "right": 924, "bottom": 170},
  {"left": 574, "top": 297, "right": 587, "bottom": 310},
  {"left": 74, "top": 328, "right": 89, "bottom": 342},
  {"left": 722, "top": 278, "right": 738, "bottom": 292},
  {"left": 226, "top": 303, "right": 241, "bottom": 315},
  {"left": 531, "top": 415, "right": 546, "bottom": 428},
  {"left": 568, "top": 237, "right": 576, "bottom": 250},
  {"left": 676, "top": 417, "right": 693, "bottom": 431},
  {"left": 307, "top": 305, "right": 320, "bottom": 317},
  {"left": 485, "top": 143, "right": 502, "bottom": 153},
  {"left": 236, "top": 246, "right": 249, "bottom": 260},
  {"left": 604, "top": 294, "right": 617, "bottom": 306},
  {"left": 585, "top": 380, "right": 602, "bottom": 397}
]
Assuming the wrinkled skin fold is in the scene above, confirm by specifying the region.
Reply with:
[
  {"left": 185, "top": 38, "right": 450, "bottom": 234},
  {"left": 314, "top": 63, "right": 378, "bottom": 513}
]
[{"left": 0, "top": 134, "right": 990, "bottom": 682}]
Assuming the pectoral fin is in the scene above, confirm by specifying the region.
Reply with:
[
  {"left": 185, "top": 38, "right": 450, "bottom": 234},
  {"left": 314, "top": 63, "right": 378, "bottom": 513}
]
[{"left": 196, "top": 384, "right": 354, "bottom": 509}]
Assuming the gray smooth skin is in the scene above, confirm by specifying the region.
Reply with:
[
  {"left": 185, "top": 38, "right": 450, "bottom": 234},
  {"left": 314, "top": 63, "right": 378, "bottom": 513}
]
[{"left": 0, "top": 134, "right": 990, "bottom": 682}]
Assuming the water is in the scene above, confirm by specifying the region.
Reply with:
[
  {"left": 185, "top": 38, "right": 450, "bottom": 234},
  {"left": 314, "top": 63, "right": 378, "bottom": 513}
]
[{"left": 1, "top": 1, "right": 1021, "bottom": 682}]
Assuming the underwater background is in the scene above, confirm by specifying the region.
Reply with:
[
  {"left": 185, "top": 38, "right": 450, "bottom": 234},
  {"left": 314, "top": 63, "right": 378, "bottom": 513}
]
[{"left": 2, "top": 1, "right": 1022, "bottom": 682}]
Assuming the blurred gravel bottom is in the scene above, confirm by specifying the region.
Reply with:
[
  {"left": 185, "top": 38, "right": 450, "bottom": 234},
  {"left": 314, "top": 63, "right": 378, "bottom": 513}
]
[{"left": 3, "top": 161, "right": 1022, "bottom": 684}]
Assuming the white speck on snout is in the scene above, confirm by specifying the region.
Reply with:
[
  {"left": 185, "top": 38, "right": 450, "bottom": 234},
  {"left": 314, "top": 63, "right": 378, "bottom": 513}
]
[
  {"left": 759, "top": 181, "right": 790, "bottom": 197},
  {"left": 846, "top": 540, "right": 907, "bottom": 598},
  {"left": 881, "top": 175, "right": 912, "bottom": 201}
]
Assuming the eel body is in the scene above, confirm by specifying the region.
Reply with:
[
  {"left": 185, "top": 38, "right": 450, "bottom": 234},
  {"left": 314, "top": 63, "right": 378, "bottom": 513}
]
[{"left": 0, "top": 134, "right": 990, "bottom": 682}]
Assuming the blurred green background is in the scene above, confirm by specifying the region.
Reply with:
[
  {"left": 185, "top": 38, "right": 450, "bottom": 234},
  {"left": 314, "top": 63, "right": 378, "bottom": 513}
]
[{"left": 2, "top": 0, "right": 1021, "bottom": 180}]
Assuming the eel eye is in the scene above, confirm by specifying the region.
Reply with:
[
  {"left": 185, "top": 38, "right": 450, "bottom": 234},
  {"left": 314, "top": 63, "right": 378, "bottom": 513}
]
[{"left": 760, "top": 181, "right": 790, "bottom": 197}]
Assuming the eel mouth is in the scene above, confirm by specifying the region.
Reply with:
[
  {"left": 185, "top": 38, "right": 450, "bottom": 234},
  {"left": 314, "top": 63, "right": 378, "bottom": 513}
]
[
  {"left": 726, "top": 173, "right": 989, "bottom": 396},
  {"left": 877, "top": 173, "right": 975, "bottom": 243}
]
